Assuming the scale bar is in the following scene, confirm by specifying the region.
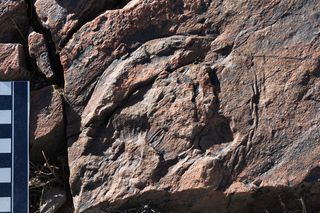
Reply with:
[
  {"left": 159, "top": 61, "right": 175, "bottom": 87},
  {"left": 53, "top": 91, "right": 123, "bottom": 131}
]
[
  {"left": 0, "top": 168, "right": 11, "bottom": 183},
  {"left": 0, "top": 139, "right": 11, "bottom": 153},
  {"left": 0, "top": 111, "right": 11, "bottom": 124},
  {"left": 0, "top": 197, "right": 11, "bottom": 212}
]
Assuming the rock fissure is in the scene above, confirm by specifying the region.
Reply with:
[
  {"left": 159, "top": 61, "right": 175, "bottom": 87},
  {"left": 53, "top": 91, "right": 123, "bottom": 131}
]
[
  {"left": 191, "top": 83, "right": 200, "bottom": 122},
  {"left": 25, "top": 0, "right": 74, "bottom": 211},
  {"left": 60, "top": 93, "right": 75, "bottom": 210},
  {"left": 250, "top": 68, "right": 260, "bottom": 130},
  {"left": 25, "top": 0, "right": 65, "bottom": 87}
]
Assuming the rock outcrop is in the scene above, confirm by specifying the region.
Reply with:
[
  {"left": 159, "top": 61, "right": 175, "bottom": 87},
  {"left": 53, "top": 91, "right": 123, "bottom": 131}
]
[
  {"left": 58, "top": 0, "right": 320, "bottom": 212},
  {"left": 0, "top": 0, "right": 319, "bottom": 212}
]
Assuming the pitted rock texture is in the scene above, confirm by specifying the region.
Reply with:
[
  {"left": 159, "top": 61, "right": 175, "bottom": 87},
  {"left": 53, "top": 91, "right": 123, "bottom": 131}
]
[
  {"left": 28, "top": 31, "right": 56, "bottom": 81},
  {"left": 57, "top": 0, "right": 320, "bottom": 212},
  {"left": 30, "top": 85, "right": 65, "bottom": 163},
  {"left": 0, "top": 43, "right": 29, "bottom": 80},
  {"left": 0, "top": 0, "right": 29, "bottom": 43}
]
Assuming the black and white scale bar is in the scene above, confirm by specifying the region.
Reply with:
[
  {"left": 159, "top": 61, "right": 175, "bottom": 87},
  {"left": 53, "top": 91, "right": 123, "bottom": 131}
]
[{"left": 0, "top": 82, "right": 29, "bottom": 213}]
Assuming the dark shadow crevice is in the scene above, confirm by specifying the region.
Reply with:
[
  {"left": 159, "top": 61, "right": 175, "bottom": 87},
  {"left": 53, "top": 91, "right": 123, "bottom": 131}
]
[
  {"left": 25, "top": 1, "right": 74, "bottom": 211},
  {"left": 25, "top": 0, "right": 65, "bottom": 88},
  {"left": 91, "top": 182, "right": 320, "bottom": 213}
]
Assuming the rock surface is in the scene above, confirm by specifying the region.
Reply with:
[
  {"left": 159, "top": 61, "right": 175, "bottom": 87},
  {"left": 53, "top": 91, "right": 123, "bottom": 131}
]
[
  {"left": 0, "top": 43, "right": 29, "bottom": 80},
  {"left": 40, "top": 187, "right": 67, "bottom": 213},
  {"left": 0, "top": 0, "right": 29, "bottom": 43},
  {"left": 30, "top": 85, "right": 65, "bottom": 163},
  {"left": 0, "top": 0, "right": 319, "bottom": 212},
  {"left": 34, "top": 0, "right": 130, "bottom": 48},
  {"left": 58, "top": 0, "right": 320, "bottom": 212},
  {"left": 28, "top": 31, "right": 56, "bottom": 81}
]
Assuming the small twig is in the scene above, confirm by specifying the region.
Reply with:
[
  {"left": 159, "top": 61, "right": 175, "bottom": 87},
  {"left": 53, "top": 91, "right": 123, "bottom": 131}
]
[
  {"left": 299, "top": 197, "right": 307, "bottom": 213},
  {"left": 42, "top": 151, "right": 57, "bottom": 178},
  {"left": 10, "top": 16, "right": 27, "bottom": 45}
]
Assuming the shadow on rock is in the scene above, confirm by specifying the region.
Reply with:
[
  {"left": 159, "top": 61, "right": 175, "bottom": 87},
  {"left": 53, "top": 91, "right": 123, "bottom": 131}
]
[{"left": 93, "top": 182, "right": 320, "bottom": 213}]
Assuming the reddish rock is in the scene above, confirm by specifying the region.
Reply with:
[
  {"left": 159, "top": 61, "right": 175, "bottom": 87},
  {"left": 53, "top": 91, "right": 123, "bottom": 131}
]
[
  {"left": 61, "top": 0, "right": 214, "bottom": 137},
  {"left": 0, "top": 43, "right": 29, "bottom": 80},
  {"left": 0, "top": 0, "right": 29, "bottom": 43},
  {"left": 34, "top": 0, "right": 129, "bottom": 48},
  {"left": 30, "top": 86, "right": 65, "bottom": 163},
  {"left": 28, "top": 31, "right": 56, "bottom": 81},
  {"left": 57, "top": 0, "right": 320, "bottom": 212}
]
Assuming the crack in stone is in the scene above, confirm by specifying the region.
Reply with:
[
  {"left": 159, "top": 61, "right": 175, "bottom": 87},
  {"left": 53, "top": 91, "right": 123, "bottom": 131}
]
[
  {"left": 25, "top": 0, "right": 65, "bottom": 87},
  {"left": 250, "top": 67, "right": 260, "bottom": 130},
  {"left": 25, "top": 0, "right": 74, "bottom": 210},
  {"left": 191, "top": 82, "right": 200, "bottom": 122}
]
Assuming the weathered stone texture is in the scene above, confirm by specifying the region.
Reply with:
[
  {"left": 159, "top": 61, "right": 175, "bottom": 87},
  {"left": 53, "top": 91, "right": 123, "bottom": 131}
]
[
  {"left": 29, "top": 0, "right": 320, "bottom": 212},
  {"left": 0, "top": 43, "right": 29, "bottom": 80},
  {"left": 34, "top": 0, "right": 129, "bottom": 48},
  {"left": 0, "top": 0, "right": 29, "bottom": 43},
  {"left": 28, "top": 31, "right": 56, "bottom": 81}
]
